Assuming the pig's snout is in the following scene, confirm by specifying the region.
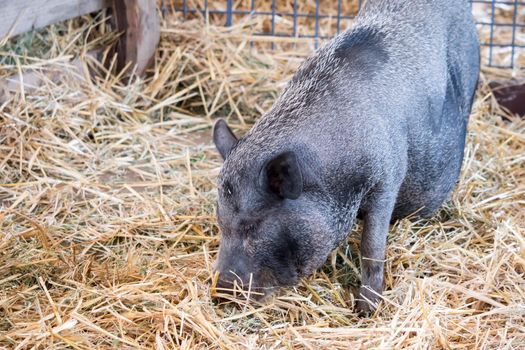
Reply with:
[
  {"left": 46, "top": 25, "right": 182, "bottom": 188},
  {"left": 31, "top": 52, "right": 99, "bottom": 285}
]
[
  {"left": 212, "top": 270, "right": 266, "bottom": 301},
  {"left": 215, "top": 271, "right": 249, "bottom": 293},
  {"left": 212, "top": 247, "right": 258, "bottom": 299},
  {"left": 212, "top": 247, "right": 277, "bottom": 301}
]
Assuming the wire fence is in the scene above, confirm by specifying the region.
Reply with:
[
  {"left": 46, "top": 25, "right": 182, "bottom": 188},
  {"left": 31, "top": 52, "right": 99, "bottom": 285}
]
[{"left": 162, "top": 1, "right": 525, "bottom": 69}]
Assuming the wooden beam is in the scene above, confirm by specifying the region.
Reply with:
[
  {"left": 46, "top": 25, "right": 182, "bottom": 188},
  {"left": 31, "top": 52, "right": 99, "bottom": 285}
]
[
  {"left": 0, "top": 0, "right": 111, "bottom": 39},
  {"left": 1, "top": 0, "right": 160, "bottom": 79},
  {"left": 112, "top": 0, "right": 160, "bottom": 76}
]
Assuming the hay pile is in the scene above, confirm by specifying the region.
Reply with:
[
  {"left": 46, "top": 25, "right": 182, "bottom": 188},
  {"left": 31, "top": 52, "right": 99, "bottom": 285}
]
[{"left": 1, "top": 4, "right": 524, "bottom": 349}]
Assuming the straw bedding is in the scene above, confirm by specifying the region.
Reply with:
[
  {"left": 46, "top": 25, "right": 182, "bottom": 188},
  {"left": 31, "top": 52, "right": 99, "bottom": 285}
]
[{"left": 0, "top": 4, "right": 524, "bottom": 349}]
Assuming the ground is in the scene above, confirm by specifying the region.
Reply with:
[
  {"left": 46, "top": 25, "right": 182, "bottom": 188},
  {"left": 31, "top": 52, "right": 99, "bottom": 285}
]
[{"left": 0, "top": 8, "right": 524, "bottom": 350}]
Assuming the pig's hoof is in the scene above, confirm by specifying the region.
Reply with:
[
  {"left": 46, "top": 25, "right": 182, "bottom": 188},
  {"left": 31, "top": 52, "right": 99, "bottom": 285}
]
[
  {"left": 355, "top": 286, "right": 379, "bottom": 315},
  {"left": 355, "top": 299, "right": 376, "bottom": 315}
]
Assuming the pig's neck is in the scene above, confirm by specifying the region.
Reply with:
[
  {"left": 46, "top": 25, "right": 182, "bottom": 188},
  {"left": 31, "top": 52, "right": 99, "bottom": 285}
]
[{"left": 322, "top": 187, "right": 365, "bottom": 251}]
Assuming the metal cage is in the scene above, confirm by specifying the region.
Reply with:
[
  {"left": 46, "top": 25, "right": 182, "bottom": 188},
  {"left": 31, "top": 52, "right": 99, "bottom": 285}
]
[{"left": 163, "top": 0, "right": 525, "bottom": 69}]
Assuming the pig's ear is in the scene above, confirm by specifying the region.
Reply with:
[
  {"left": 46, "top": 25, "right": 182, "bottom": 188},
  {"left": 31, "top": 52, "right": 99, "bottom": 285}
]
[
  {"left": 213, "top": 119, "right": 238, "bottom": 160},
  {"left": 262, "top": 151, "right": 303, "bottom": 199}
]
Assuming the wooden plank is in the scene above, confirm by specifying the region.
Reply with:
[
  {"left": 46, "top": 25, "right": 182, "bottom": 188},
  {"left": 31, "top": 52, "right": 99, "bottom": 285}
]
[
  {"left": 112, "top": 0, "right": 160, "bottom": 76},
  {"left": 0, "top": 0, "right": 111, "bottom": 39}
]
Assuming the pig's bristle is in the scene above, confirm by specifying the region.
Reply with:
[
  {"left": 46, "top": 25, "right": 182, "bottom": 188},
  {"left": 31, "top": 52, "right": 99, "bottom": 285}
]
[{"left": 1, "top": 2, "right": 524, "bottom": 349}]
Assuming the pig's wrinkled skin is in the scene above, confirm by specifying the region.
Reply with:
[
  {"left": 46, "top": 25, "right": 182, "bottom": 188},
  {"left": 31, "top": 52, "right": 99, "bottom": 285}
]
[{"left": 211, "top": 0, "right": 480, "bottom": 313}]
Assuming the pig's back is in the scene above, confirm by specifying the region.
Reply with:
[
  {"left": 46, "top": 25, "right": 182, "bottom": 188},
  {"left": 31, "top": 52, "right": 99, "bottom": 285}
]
[
  {"left": 357, "top": 0, "right": 480, "bottom": 218},
  {"left": 355, "top": 0, "right": 478, "bottom": 123}
]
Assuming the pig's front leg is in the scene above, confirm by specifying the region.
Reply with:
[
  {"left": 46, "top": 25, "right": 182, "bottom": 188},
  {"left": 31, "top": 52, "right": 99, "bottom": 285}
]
[{"left": 356, "top": 189, "right": 398, "bottom": 314}]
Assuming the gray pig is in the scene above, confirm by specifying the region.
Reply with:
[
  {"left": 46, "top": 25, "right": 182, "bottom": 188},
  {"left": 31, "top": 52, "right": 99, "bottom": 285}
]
[{"left": 211, "top": 0, "right": 480, "bottom": 313}]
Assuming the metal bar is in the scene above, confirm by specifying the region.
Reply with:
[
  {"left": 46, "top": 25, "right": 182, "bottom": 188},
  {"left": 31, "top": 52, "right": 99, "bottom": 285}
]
[
  {"left": 204, "top": 0, "right": 209, "bottom": 24},
  {"left": 336, "top": 0, "right": 342, "bottom": 34},
  {"left": 250, "top": 0, "right": 255, "bottom": 48},
  {"left": 293, "top": 0, "right": 297, "bottom": 37},
  {"left": 226, "top": 0, "right": 233, "bottom": 26},
  {"left": 488, "top": 0, "right": 496, "bottom": 66},
  {"left": 314, "top": 0, "right": 319, "bottom": 48},
  {"left": 509, "top": 0, "right": 519, "bottom": 68},
  {"left": 170, "top": 8, "right": 359, "bottom": 20},
  {"left": 271, "top": 0, "right": 276, "bottom": 49},
  {"left": 271, "top": 0, "right": 276, "bottom": 35}
]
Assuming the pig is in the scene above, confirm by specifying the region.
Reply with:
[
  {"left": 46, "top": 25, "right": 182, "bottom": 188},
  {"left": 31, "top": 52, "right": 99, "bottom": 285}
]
[{"left": 211, "top": 0, "right": 480, "bottom": 313}]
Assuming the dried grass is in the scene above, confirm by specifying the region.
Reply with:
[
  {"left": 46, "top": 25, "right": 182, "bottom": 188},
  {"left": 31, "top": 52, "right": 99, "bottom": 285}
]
[{"left": 1, "top": 3, "right": 524, "bottom": 350}]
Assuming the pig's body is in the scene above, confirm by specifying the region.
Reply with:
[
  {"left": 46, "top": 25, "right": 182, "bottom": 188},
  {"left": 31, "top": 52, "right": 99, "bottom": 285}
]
[{"left": 212, "top": 0, "right": 479, "bottom": 312}]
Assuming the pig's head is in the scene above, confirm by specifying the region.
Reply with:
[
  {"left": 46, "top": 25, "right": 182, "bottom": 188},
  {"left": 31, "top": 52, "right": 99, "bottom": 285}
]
[{"left": 211, "top": 119, "right": 349, "bottom": 300}]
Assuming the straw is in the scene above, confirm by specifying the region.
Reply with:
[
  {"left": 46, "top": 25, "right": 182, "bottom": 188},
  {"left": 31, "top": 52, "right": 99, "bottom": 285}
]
[{"left": 0, "top": 2, "right": 524, "bottom": 349}]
